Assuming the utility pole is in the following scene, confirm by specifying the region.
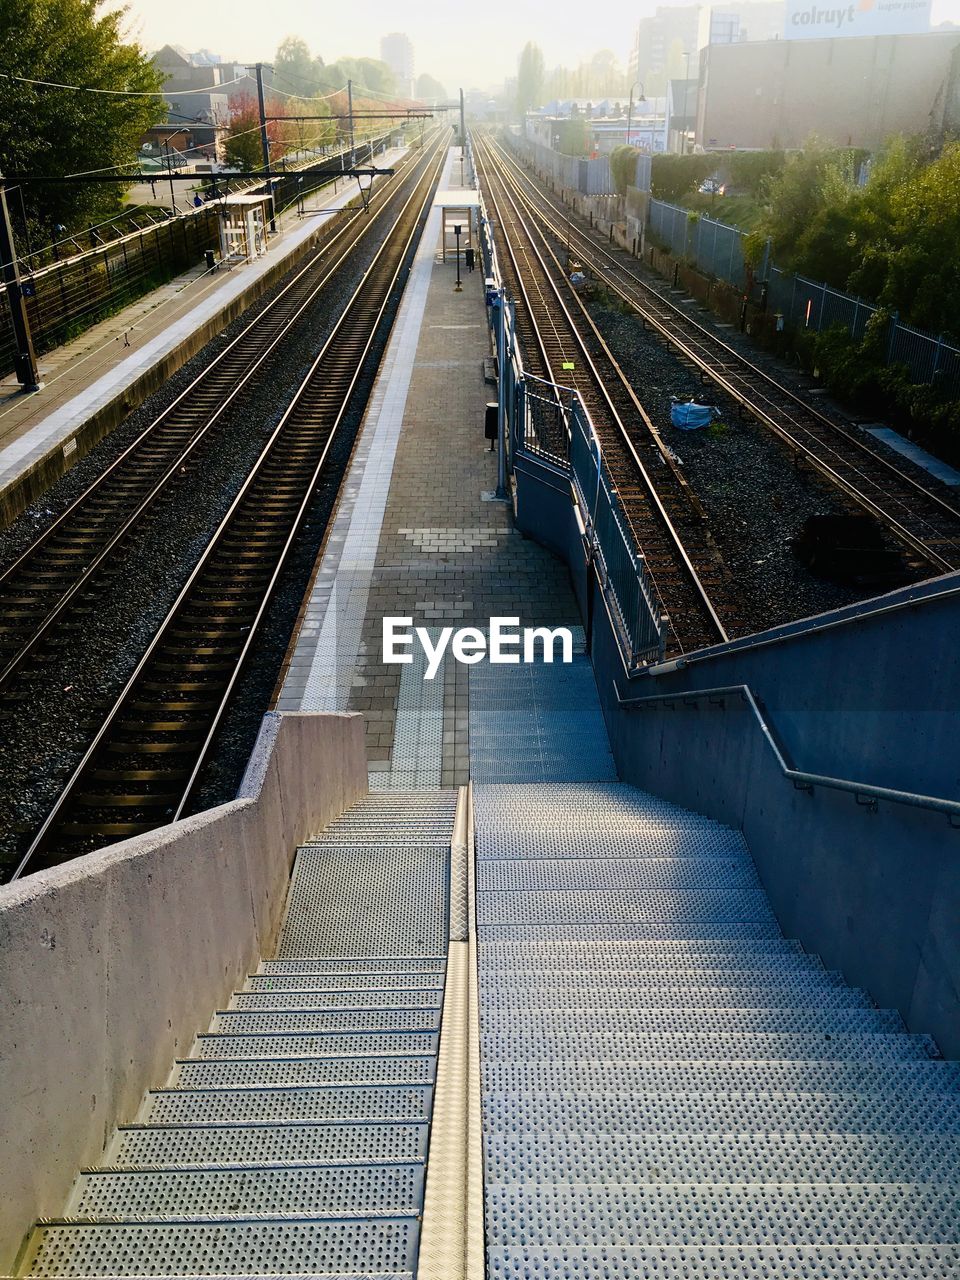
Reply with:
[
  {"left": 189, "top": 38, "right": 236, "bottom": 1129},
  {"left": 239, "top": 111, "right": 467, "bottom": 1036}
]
[
  {"left": 0, "top": 174, "right": 42, "bottom": 392},
  {"left": 459, "top": 87, "right": 465, "bottom": 149},
  {"left": 163, "top": 141, "right": 176, "bottom": 213},
  {"left": 253, "top": 62, "right": 276, "bottom": 231},
  {"left": 347, "top": 79, "right": 355, "bottom": 165}
]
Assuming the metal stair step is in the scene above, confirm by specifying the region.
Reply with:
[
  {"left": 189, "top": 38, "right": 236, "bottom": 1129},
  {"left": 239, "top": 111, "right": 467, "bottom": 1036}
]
[
  {"left": 172, "top": 1055, "right": 437, "bottom": 1089},
  {"left": 257, "top": 958, "right": 446, "bottom": 975},
  {"left": 229, "top": 990, "right": 443, "bottom": 1011},
  {"left": 477, "top": 834, "right": 751, "bottom": 860},
  {"left": 484, "top": 1132, "right": 960, "bottom": 1183},
  {"left": 140, "top": 1086, "right": 433, "bottom": 1125},
  {"left": 478, "top": 985, "right": 874, "bottom": 1009},
  {"left": 245, "top": 974, "right": 445, "bottom": 992},
  {"left": 486, "top": 1183, "right": 960, "bottom": 1246},
  {"left": 478, "top": 858, "right": 761, "bottom": 891},
  {"left": 482, "top": 1059, "right": 960, "bottom": 1095},
  {"left": 478, "top": 1006, "right": 904, "bottom": 1035},
  {"left": 478, "top": 922, "right": 784, "bottom": 941},
  {"left": 481, "top": 1030, "right": 938, "bottom": 1061},
  {"left": 195, "top": 1031, "right": 439, "bottom": 1059},
  {"left": 479, "top": 939, "right": 807, "bottom": 962},
  {"left": 209, "top": 1009, "right": 441, "bottom": 1035},
  {"left": 477, "top": 888, "right": 778, "bottom": 925},
  {"left": 485, "top": 1244, "right": 960, "bottom": 1278},
  {"left": 481, "top": 1092, "right": 960, "bottom": 1136},
  {"left": 19, "top": 1218, "right": 418, "bottom": 1278},
  {"left": 107, "top": 1121, "right": 429, "bottom": 1167},
  {"left": 69, "top": 1163, "right": 424, "bottom": 1218}
]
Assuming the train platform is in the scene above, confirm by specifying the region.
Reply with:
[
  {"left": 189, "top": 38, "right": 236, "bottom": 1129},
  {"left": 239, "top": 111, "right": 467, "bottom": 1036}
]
[
  {"left": 0, "top": 147, "right": 407, "bottom": 524},
  {"left": 275, "top": 147, "right": 586, "bottom": 787}
]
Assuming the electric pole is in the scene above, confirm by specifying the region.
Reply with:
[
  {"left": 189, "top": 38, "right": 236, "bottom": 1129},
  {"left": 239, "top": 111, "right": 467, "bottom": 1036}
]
[
  {"left": 253, "top": 62, "right": 276, "bottom": 231},
  {"left": 347, "top": 79, "right": 355, "bottom": 165},
  {"left": 0, "top": 174, "right": 42, "bottom": 393},
  {"left": 459, "top": 87, "right": 465, "bottom": 149}
]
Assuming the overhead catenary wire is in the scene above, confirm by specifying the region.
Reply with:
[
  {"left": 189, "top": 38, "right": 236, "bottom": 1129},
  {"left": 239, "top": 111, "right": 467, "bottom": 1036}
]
[{"left": 0, "top": 70, "right": 246, "bottom": 96}]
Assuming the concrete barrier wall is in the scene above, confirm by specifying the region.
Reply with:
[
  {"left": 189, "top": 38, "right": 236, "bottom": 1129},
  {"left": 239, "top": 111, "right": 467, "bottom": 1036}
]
[
  {"left": 514, "top": 457, "right": 960, "bottom": 1059},
  {"left": 0, "top": 711, "right": 367, "bottom": 1271}
]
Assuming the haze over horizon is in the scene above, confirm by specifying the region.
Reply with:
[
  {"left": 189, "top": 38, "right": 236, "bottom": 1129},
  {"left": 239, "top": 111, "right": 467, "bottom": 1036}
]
[{"left": 116, "top": 0, "right": 960, "bottom": 93}]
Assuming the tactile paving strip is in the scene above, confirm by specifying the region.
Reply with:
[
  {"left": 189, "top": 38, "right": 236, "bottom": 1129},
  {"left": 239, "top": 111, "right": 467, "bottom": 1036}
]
[
  {"left": 22, "top": 1219, "right": 418, "bottom": 1277},
  {"left": 71, "top": 1163, "right": 425, "bottom": 1218}
]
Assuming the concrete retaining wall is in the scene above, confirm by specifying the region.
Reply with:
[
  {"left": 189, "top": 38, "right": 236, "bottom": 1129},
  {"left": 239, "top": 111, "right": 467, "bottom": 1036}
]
[
  {"left": 513, "top": 449, "right": 960, "bottom": 1060},
  {"left": 0, "top": 710, "right": 367, "bottom": 1271}
]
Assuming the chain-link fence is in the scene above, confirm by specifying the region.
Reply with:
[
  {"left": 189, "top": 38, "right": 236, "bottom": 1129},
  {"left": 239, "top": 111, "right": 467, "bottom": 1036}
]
[
  {"left": 0, "top": 209, "right": 221, "bottom": 379},
  {"left": 649, "top": 197, "right": 960, "bottom": 395}
]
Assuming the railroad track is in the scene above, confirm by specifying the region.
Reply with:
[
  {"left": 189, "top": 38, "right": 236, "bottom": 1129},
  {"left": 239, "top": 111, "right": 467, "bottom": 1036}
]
[
  {"left": 0, "top": 137, "right": 435, "bottom": 696},
  {"left": 476, "top": 133, "right": 729, "bottom": 656},
  {"left": 486, "top": 130, "right": 960, "bottom": 576},
  {"left": 12, "top": 130, "right": 449, "bottom": 877}
]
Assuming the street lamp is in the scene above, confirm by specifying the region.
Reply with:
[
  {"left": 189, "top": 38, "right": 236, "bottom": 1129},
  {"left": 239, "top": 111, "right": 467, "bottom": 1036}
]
[{"left": 625, "top": 81, "right": 646, "bottom": 149}]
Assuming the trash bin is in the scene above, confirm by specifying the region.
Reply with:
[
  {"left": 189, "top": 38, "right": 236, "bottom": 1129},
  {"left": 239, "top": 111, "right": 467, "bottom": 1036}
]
[
  {"left": 485, "top": 402, "right": 498, "bottom": 448},
  {"left": 204, "top": 249, "right": 216, "bottom": 272},
  {"left": 465, "top": 247, "right": 475, "bottom": 272}
]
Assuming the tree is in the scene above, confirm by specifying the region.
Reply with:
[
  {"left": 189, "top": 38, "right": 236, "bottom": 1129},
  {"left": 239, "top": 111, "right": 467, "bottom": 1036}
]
[
  {"left": 517, "top": 42, "right": 544, "bottom": 116},
  {"left": 274, "top": 36, "right": 324, "bottom": 98},
  {"left": 415, "top": 73, "right": 447, "bottom": 102},
  {"left": 0, "top": 0, "right": 164, "bottom": 237},
  {"left": 223, "top": 95, "right": 265, "bottom": 171}
]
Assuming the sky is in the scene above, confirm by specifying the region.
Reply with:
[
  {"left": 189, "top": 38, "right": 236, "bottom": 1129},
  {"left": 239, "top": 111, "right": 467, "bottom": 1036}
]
[{"left": 119, "top": 0, "right": 959, "bottom": 92}]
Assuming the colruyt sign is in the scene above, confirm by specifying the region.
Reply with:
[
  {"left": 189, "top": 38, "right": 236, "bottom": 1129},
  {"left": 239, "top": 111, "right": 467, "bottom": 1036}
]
[{"left": 785, "top": 0, "right": 932, "bottom": 38}]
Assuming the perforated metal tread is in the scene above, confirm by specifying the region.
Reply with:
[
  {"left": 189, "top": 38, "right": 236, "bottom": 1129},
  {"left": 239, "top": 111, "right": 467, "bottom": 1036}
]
[
  {"left": 277, "top": 845, "right": 449, "bottom": 959},
  {"left": 482, "top": 1091, "right": 960, "bottom": 1135},
  {"left": 483, "top": 1060, "right": 960, "bottom": 1095},
  {"left": 475, "top": 780, "right": 960, "bottom": 1276},
  {"left": 70, "top": 1164, "right": 425, "bottom": 1218},
  {"left": 107, "top": 1122, "right": 430, "bottom": 1168},
  {"left": 141, "top": 1086, "right": 435, "bottom": 1125},
  {"left": 229, "top": 990, "right": 443, "bottom": 1010},
  {"left": 195, "top": 1032, "right": 440, "bottom": 1060},
  {"left": 485, "top": 1246, "right": 960, "bottom": 1278},
  {"left": 479, "top": 983, "right": 873, "bottom": 1009},
  {"left": 486, "top": 1184, "right": 960, "bottom": 1245},
  {"left": 479, "top": 857, "right": 761, "bottom": 890},
  {"left": 258, "top": 958, "right": 446, "bottom": 975},
  {"left": 210, "top": 1009, "right": 442, "bottom": 1035},
  {"left": 484, "top": 1133, "right": 960, "bottom": 1184},
  {"left": 172, "top": 1056, "right": 437, "bottom": 1089},
  {"left": 19, "top": 1219, "right": 418, "bottom": 1277},
  {"left": 247, "top": 974, "right": 445, "bottom": 992}
]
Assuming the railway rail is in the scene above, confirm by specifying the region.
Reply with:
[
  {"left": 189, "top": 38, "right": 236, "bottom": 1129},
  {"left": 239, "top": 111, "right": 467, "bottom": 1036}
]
[
  {"left": 11, "top": 129, "right": 449, "bottom": 877},
  {"left": 487, "top": 131, "right": 960, "bottom": 576},
  {"left": 0, "top": 138, "right": 434, "bottom": 697},
  {"left": 476, "top": 133, "right": 730, "bottom": 655}
]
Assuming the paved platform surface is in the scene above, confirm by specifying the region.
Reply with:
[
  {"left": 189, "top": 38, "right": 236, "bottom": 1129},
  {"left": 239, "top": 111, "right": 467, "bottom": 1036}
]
[
  {"left": 277, "top": 148, "right": 581, "bottom": 787},
  {"left": 0, "top": 149, "right": 406, "bottom": 506}
]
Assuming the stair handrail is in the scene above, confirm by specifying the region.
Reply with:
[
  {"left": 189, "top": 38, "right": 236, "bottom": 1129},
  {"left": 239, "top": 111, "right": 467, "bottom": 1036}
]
[{"left": 614, "top": 680, "right": 960, "bottom": 825}]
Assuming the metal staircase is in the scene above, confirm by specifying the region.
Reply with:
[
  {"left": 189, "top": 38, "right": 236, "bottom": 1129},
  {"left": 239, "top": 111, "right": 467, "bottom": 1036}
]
[
  {"left": 476, "top": 781, "right": 960, "bottom": 1279},
  {"left": 15, "top": 791, "right": 457, "bottom": 1280}
]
